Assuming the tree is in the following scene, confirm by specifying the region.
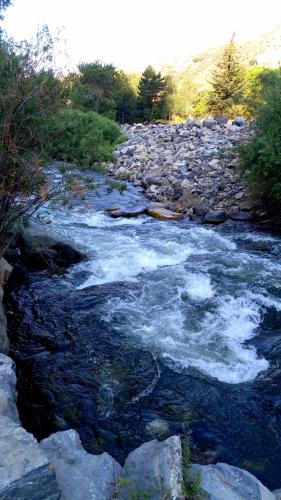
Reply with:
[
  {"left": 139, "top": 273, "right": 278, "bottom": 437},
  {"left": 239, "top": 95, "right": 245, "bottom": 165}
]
[
  {"left": 173, "top": 75, "right": 198, "bottom": 119},
  {"left": 69, "top": 62, "right": 137, "bottom": 123},
  {"left": 115, "top": 70, "right": 137, "bottom": 124},
  {"left": 207, "top": 38, "right": 245, "bottom": 117},
  {"left": 240, "top": 68, "right": 281, "bottom": 207},
  {"left": 137, "top": 65, "right": 169, "bottom": 121},
  {"left": 0, "top": 0, "right": 11, "bottom": 19}
]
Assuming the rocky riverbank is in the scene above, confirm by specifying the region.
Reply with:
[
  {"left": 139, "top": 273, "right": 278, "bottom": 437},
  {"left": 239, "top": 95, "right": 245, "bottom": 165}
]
[
  {"left": 0, "top": 348, "right": 279, "bottom": 500},
  {"left": 108, "top": 117, "right": 261, "bottom": 223}
]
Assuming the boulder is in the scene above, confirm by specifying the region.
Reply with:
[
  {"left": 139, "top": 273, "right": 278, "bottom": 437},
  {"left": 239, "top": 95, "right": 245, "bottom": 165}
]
[
  {"left": 0, "top": 416, "right": 60, "bottom": 499},
  {"left": 20, "top": 232, "right": 85, "bottom": 272},
  {"left": 204, "top": 210, "right": 226, "bottom": 224},
  {"left": 229, "top": 212, "right": 254, "bottom": 221},
  {"left": 146, "top": 208, "right": 184, "bottom": 220},
  {"left": 0, "top": 258, "right": 12, "bottom": 354},
  {"left": 233, "top": 116, "right": 246, "bottom": 127},
  {"left": 110, "top": 205, "right": 147, "bottom": 218},
  {"left": 0, "top": 354, "right": 19, "bottom": 422},
  {"left": 203, "top": 118, "right": 217, "bottom": 129},
  {"left": 0, "top": 258, "right": 13, "bottom": 286},
  {"left": 40, "top": 430, "right": 122, "bottom": 500},
  {"left": 0, "top": 287, "right": 9, "bottom": 354},
  {"left": 119, "top": 436, "right": 183, "bottom": 500},
  {"left": 189, "top": 463, "right": 275, "bottom": 500},
  {"left": 214, "top": 115, "right": 228, "bottom": 125}
]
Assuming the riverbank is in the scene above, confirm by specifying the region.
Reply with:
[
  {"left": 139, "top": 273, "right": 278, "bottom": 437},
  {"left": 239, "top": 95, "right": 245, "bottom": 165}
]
[{"left": 108, "top": 118, "right": 261, "bottom": 223}]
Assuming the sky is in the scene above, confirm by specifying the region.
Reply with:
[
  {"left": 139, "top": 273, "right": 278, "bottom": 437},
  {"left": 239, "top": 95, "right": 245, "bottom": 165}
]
[{"left": 2, "top": 0, "right": 281, "bottom": 72}]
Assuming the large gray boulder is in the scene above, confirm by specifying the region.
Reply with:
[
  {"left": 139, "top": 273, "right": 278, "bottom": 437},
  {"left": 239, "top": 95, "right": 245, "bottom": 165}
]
[
  {"left": 0, "top": 416, "right": 60, "bottom": 499},
  {"left": 40, "top": 430, "right": 122, "bottom": 500},
  {"left": 0, "top": 258, "right": 12, "bottom": 354},
  {"left": 0, "top": 286, "right": 9, "bottom": 354},
  {"left": 189, "top": 463, "right": 275, "bottom": 500},
  {"left": 203, "top": 118, "right": 217, "bottom": 129},
  {"left": 0, "top": 354, "right": 19, "bottom": 423},
  {"left": 204, "top": 210, "right": 226, "bottom": 224},
  {"left": 119, "top": 435, "right": 183, "bottom": 500}
]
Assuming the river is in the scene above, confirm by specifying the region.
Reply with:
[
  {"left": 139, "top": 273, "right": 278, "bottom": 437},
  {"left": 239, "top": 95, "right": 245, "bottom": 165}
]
[{"left": 7, "top": 175, "right": 281, "bottom": 489}]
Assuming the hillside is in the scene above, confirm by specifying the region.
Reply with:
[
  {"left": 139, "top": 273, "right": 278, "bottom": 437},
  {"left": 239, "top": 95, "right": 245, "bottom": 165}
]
[{"left": 161, "top": 24, "right": 281, "bottom": 89}]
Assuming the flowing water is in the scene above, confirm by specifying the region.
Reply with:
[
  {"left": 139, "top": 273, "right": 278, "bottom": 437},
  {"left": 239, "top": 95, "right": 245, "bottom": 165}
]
[{"left": 7, "top": 176, "right": 281, "bottom": 488}]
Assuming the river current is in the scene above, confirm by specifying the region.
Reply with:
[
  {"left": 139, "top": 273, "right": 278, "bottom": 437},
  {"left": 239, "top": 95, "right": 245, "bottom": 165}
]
[{"left": 7, "top": 177, "right": 281, "bottom": 488}]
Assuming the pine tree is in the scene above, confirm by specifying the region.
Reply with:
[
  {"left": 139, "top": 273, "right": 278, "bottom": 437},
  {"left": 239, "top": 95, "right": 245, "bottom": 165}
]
[
  {"left": 207, "top": 39, "right": 245, "bottom": 117},
  {"left": 137, "top": 66, "right": 167, "bottom": 121}
]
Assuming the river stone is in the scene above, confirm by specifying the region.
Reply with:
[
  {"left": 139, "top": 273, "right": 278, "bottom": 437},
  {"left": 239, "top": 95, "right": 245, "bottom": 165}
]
[
  {"left": 0, "top": 354, "right": 19, "bottom": 422},
  {"left": 0, "top": 258, "right": 12, "bottom": 354},
  {"left": 0, "top": 416, "right": 60, "bottom": 499},
  {"left": 40, "top": 429, "right": 122, "bottom": 500},
  {"left": 203, "top": 118, "right": 217, "bottom": 129},
  {"left": 189, "top": 463, "right": 275, "bottom": 500},
  {"left": 110, "top": 205, "right": 147, "bottom": 218},
  {"left": 204, "top": 210, "right": 226, "bottom": 224},
  {"left": 233, "top": 116, "right": 246, "bottom": 127},
  {"left": 146, "top": 208, "right": 183, "bottom": 220},
  {"left": 229, "top": 212, "right": 254, "bottom": 221},
  {"left": 214, "top": 115, "right": 228, "bottom": 125},
  {"left": 20, "top": 233, "right": 85, "bottom": 271},
  {"left": 0, "top": 258, "right": 13, "bottom": 286},
  {"left": 119, "top": 436, "right": 183, "bottom": 500},
  {"left": 0, "top": 286, "right": 9, "bottom": 354}
]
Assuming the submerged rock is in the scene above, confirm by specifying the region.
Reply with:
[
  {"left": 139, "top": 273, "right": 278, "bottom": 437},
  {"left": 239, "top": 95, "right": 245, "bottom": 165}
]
[
  {"left": 40, "top": 429, "right": 122, "bottom": 500},
  {"left": 119, "top": 436, "right": 183, "bottom": 500},
  {"left": 0, "top": 416, "right": 60, "bottom": 499},
  {"left": 189, "top": 463, "right": 275, "bottom": 500},
  {"left": 146, "top": 208, "right": 183, "bottom": 220}
]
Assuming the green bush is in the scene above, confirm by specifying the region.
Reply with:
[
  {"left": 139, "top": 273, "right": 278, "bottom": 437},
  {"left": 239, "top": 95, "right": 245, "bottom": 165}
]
[
  {"left": 45, "top": 108, "right": 125, "bottom": 168},
  {"left": 240, "top": 69, "right": 281, "bottom": 206}
]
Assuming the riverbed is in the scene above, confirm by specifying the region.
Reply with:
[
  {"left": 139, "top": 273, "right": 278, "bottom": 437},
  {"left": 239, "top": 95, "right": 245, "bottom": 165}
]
[{"left": 7, "top": 176, "right": 281, "bottom": 489}]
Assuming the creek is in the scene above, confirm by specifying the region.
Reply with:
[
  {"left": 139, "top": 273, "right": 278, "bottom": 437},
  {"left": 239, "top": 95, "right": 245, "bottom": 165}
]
[{"left": 7, "top": 175, "right": 281, "bottom": 489}]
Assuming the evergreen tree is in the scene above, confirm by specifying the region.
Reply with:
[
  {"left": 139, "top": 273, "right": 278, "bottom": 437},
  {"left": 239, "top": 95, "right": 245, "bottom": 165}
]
[
  {"left": 207, "top": 38, "right": 245, "bottom": 117},
  {"left": 137, "top": 66, "right": 167, "bottom": 121}
]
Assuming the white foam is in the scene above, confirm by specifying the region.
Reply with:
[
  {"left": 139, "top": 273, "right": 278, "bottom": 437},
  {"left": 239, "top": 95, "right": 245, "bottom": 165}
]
[{"left": 180, "top": 273, "right": 214, "bottom": 300}]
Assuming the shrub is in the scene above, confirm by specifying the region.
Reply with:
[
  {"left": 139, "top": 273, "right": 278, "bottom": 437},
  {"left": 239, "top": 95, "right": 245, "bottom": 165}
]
[
  {"left": 44, "top": 108, "right": 125, "bottom": 168},
  {"left": 181, "top": 439, "right": 202, "bottom": 500}
]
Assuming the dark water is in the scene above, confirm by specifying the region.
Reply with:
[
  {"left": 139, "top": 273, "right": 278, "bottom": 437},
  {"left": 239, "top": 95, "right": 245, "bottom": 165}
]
[{"left": 6, "top": 177, "right": 281, "bottom": 489}]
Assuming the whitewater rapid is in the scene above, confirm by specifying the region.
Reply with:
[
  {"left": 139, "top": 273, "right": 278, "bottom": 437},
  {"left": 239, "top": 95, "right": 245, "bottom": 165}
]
[{"left": 44, "top": 201, "right": 281, "bottom": 386}]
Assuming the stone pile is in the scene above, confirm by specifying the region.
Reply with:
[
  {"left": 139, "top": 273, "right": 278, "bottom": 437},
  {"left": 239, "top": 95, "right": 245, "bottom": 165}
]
[{"left": 108, "top": 117, "right": 257, "bottom": 220}]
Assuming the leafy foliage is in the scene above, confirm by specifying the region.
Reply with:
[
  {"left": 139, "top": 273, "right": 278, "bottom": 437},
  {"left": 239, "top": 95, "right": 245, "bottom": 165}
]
[
  {"left": 45, "top": 108, "right": 124, "bottom": 167},
  {"left": 240, "top": 68, "right": 281, "bottom": 206},
  {"left": 68, "top": 61, "right": 137, "bottom": 123},
  {"left": 207, "top": 40, "right": 245, "bottom": 117}
]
